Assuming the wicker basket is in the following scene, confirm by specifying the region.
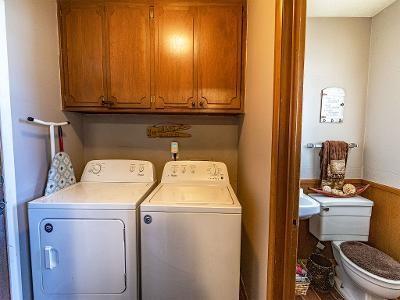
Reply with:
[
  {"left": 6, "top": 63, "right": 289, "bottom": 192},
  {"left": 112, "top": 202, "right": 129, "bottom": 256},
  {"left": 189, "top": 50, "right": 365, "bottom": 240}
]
[
  {"left": 295, "top": 277, "right": 311, "bottom": 296},
  {"left": 306, "top": 253, "right": 335, "bottom": 292}
]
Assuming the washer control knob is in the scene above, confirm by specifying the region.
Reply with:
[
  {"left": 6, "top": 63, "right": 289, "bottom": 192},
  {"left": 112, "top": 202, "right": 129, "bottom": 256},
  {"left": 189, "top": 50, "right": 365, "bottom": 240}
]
[
  {"left": 139, "top": 165, "right": 145, "bottom": 173},
  {"left": 208, "top": 164, "right": 218, "bottom": 176},
  {"left": 91, "top": 163, "right": 102, "bottom": 174},
  {"left": 144, "top": 215, "right": 152, "bottom": 224}
]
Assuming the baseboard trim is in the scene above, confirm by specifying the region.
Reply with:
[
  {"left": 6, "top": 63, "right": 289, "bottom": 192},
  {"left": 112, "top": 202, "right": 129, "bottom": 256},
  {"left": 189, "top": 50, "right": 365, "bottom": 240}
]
[{"left": 239, "top": 276, "right": 248, "bottom": 300}]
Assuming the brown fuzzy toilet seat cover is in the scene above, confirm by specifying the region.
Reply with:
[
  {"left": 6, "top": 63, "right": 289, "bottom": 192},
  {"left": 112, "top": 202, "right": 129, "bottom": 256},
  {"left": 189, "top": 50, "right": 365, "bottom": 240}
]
[{"left": 340, "top": 241, "right": 400, "bottom": 281}]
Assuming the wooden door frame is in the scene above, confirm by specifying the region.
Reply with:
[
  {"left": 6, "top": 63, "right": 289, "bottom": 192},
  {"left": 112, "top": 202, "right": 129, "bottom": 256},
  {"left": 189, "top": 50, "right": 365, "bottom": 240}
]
[{"left": 267, "top": 0, "right": 307, "bottom": 299}]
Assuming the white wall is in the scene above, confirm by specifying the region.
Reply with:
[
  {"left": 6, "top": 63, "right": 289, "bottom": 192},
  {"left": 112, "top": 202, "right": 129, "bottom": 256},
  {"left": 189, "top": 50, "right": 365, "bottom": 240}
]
[
  {"left": 364, "top": 0, "right": 400, "bottom": 188},
  {"left": 237, "top": 0, "right": 275, "bottom": 298},
  {"left": 0, "top": 0, "right": 22, "bottom": 298},
  {"left": 301, "top": 18, "right": 371, "bottom": 179},
  {"left": 5, "top": 1, "right": 84, "bottom": 298}
]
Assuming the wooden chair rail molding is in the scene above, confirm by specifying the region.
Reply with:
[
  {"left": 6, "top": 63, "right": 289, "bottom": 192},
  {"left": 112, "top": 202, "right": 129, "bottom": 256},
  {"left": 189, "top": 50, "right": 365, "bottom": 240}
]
[{"left": 362, "top": 179, "right": 400, "bottom": 196}]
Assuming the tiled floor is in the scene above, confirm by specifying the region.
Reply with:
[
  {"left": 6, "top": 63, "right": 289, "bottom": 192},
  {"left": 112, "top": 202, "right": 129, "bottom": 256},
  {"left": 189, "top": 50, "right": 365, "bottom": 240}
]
[{"left": 296, "top": 286, "right": 344, "bottom": 300}]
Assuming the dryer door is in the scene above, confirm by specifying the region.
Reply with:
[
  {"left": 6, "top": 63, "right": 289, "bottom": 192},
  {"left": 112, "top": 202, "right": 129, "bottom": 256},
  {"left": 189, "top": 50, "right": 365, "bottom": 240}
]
[{"left": 39, "top": 218, "right": 126, "bottom": 295}]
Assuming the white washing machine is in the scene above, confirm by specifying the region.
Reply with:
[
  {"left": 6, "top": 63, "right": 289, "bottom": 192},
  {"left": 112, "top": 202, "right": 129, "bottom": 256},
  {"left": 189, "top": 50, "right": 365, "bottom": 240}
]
[
  {"left": 28, "top": 160, "right": 156, "bottom": 300},
  {"left": 140, "top": 161, "right": 242, "bottom": 300}
]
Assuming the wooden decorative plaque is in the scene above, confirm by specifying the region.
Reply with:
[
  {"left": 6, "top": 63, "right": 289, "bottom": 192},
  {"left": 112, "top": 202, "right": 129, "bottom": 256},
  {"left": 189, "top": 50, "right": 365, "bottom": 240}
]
[{"left": 147, "top": 124, "right": 192, "bottom": 138}]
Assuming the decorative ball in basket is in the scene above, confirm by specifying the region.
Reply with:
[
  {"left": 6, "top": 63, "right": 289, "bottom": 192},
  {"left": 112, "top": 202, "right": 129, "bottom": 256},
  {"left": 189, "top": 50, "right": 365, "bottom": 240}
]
[{"left": 309, "top": 183, "right": 369, "bottom": 198}]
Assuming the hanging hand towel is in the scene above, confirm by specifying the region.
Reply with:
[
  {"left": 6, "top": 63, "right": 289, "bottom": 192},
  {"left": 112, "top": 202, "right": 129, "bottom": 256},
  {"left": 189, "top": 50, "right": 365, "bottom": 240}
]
[
  {"left": 319, "top": 141, "right": 349, "bottom": 189},
  {"left": 45, "top": 152, "right": 76, "bottom": 196}
]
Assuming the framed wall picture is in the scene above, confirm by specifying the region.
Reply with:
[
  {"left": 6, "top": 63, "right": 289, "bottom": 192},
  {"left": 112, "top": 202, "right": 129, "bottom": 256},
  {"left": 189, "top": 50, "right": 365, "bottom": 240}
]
[{"left": 320, "top": 87, "right": 345, "bottom": 123}]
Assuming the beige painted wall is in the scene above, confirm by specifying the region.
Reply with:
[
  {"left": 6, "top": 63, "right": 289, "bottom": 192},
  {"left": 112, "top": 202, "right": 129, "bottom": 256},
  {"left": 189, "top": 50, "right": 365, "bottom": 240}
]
[
  {"left": 237, "top": 0, "right": 275, "bottom": 298},
  {"left": 301, "top": 18, "right": 371, "bottom": 179},
  {"left": 364, "top": 0, "right": 400, "bottom": 189},
  {"left": 5, "top": 1, "right": 84, "bottom": 298},
  {"left": 83, "top": 115, "right": 239, "bottom": 190}
]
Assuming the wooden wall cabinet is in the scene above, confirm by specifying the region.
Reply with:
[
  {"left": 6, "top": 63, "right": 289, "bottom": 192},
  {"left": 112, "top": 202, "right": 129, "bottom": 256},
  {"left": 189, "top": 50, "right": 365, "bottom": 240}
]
[
  {"left": 60, "top": 2, "right": 151, "bottom": 110},
  {"left": 154, "top": 6, "right": 197, "bottom": 110},
  {"left": 58, "top": 1, "right": 245, "bottom": 114},
  {"left": 106, "top": 4, "right": 152, "bottom": 109},
  {"left": 60, "top": 3, "right": 106, "bottom": 107},
  {"left": 198, "top": 5, "right": 242, "bottom": 110}
]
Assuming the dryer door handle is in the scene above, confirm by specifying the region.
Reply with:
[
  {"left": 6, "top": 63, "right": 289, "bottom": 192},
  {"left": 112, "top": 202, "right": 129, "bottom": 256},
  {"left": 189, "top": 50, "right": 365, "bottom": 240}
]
[{"left": 44, "top": 246, "right": 58, "bottom": 270}]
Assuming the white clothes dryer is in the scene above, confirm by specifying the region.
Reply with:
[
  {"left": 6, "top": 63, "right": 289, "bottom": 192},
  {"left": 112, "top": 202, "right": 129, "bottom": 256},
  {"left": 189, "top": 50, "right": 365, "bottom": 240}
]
[{"left": 29, "top": 160, "right": 156, "bottom": 300}]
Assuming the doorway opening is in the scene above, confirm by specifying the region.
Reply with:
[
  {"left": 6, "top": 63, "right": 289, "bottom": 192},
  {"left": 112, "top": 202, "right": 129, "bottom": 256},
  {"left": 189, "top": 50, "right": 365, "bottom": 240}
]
[{"left": 268, "top": 0, "right": 400, "bottom": 299}]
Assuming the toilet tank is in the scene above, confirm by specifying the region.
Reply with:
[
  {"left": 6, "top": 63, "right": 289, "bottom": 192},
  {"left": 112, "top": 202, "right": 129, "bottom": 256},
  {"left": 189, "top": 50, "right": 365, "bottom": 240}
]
[{"left": 309, "top": 195, "right": 373, "bottom": 242}]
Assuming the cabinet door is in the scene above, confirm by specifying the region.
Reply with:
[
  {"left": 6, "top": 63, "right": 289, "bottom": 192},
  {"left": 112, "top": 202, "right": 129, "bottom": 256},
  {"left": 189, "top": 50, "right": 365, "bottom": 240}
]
[
  {"left": 198, "top": 5, "right": 242, "bottom": 110},
  {"left": 60, "top": 4, "right": 106, "bottom": 107},
  {"left": 106, "top": 4, "right": 152, "bottom": 109},
  {"left": 154, "top": 6, "right": 197, "bottom": 109}
]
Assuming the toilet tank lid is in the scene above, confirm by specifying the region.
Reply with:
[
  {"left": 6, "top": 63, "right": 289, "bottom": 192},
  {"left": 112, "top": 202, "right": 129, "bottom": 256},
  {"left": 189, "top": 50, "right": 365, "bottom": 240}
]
[{"left": 309, "top": 194, "right": 373, "bottom": 207}]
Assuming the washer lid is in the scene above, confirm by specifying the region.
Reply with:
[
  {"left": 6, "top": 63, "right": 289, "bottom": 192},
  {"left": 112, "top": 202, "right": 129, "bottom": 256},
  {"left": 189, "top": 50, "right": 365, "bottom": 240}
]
[
  {"left": 29, "top": 182, "right": 156, "bottom": 209},
  {"left": 141, "top": 184, "right": 241, "bottom": 213},
  {"left": 309, "top": 194, "right": 373, "bottom": 207}
]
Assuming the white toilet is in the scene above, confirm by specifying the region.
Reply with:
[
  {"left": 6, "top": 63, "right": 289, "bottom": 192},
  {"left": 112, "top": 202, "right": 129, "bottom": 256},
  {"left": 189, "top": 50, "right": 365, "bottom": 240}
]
[{"left": 309, "top": 195, "right": 400, "bottom": 300}]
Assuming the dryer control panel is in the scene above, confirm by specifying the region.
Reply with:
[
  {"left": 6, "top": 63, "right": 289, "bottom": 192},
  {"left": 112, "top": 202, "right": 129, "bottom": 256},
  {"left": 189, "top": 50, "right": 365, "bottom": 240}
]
[
  {"left": 161, "top": 161, "right": 229, "bottom": 184},
  {"left": 81, "top": 160, "right": 156, "bottom": 183}
]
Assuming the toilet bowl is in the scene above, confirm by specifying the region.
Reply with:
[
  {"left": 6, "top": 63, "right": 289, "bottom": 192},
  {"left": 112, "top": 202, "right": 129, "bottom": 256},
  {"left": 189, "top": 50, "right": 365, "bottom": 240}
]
[
  {"left": 332, "top": 241, "right": 400, "bottom": 300},
  {"left": 308, "top": 194, "right": 400, "bottom": 300}
]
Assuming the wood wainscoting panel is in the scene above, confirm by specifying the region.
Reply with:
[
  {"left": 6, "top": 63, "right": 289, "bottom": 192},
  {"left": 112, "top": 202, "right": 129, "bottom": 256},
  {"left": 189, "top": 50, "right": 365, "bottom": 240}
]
[{"left": 362, "top": 180, "right": 400, "bottom": 262}]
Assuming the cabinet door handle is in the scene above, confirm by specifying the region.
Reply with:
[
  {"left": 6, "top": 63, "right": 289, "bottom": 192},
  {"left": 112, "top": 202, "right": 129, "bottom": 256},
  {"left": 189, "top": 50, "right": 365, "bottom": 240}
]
[
  {"left": 199, "top": 101, "right": 204, "bottom": 107},
  {"left": 101, "top": 97, "right": 114, "bottom": 107},
  {"left": 191, "top": 101, "right": 196, "bottom": 108}
]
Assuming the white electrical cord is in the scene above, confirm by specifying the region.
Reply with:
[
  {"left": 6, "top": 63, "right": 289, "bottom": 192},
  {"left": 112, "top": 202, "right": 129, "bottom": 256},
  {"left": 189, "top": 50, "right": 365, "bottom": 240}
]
[{"left": 27, "top": 117, "right": 70, "bottom": 160}]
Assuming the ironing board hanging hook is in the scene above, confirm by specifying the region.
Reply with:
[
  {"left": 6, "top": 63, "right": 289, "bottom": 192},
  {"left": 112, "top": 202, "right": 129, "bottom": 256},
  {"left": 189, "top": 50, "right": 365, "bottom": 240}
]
[{"left": 26, "top": 117, "right": 70, "bottom": 159}]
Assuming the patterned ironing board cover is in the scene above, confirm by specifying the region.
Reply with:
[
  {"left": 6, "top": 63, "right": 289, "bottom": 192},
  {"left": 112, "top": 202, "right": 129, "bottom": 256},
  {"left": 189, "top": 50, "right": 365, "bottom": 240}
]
[{"left": 45, "top": 152, "right": 76, "bottom": 196}]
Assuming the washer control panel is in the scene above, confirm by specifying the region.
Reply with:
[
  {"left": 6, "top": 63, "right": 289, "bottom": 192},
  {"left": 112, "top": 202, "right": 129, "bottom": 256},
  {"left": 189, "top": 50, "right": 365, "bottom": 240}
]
[
  {"left": 81, "top": 160, "right": 155, "bottom": 183},
  {"left": 162, "top": 161, "right": 229, "bottom": 184}
]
